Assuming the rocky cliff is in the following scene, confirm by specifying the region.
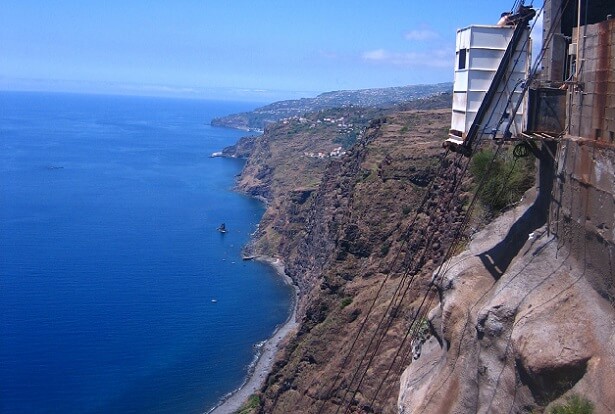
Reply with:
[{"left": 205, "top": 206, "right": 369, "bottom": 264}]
[
  {"left": 225, "top": 103, "right": 614, "bottom": 413},
  {"left": 399, "top": 191, "right": 615, "bottom": 413},
  {"left": 226, "top": 105, "right": 475, "bottom": 413}
]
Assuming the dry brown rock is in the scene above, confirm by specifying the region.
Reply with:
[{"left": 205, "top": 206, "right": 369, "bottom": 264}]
[
  {"left": 398, "top": 191, "right": 615, "bottom": 413},
  {"left": 228, "top": 102, "right": 615, "bottom": 413}
]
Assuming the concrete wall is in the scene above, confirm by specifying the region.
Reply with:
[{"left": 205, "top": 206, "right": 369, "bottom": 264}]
[
  {"left": 549, "top": 19, "right": 615, "bottom": 304},
  {"left": 550, "top": 141, "right": 615, "bottom": 303},
  {"left": 540, "top": 0, "right": 567, "bottom": 83},
  {"left": 569, "top": 19, "right": 615, "bottom": 144}
]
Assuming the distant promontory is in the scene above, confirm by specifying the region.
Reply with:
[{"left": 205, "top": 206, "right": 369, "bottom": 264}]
[{"left": 210, "top": 82, "right": 452, "bottom": 131}]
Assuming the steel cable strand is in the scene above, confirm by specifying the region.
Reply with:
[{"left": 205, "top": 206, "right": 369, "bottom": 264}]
[
  {"left": 373, "top": 150, "right": 491, "bottom": 407},
  {"left": 376, "top": 2, "right": 569, "bottom": 410},
  {"left": 419, "top": 238, "right": 560, "bottom": 413},
  {"left": 327, "top": 154, "right": 468, "bottom": 414},
  {"left": 502, "top": 0, "right": 572, "bottom": 141},
  {"left": 340, "top": 209, "right": 453, "bottom": 414},
  {"left": 489, "top": 152, "right": 521, "bottom": 212},
  {"left": 339, "top": 154, "right": 480, "bottom": 413},
  {"left": 320, "top": 13, "right": 549, "bottom": 403},
  {"left": 366, "top": 145, "right": 500, "bottom": 408},
  {"left": 334, "top": 188, "right": 455, "bottom": 414},
  {"left": 372, "top": 280, "right": 441, "bottom": 410},
  {"left": 341, "top": 111, "right": 506, "bottom": 412},
  {"left": 342, "top": 163, "right": 475, "bottom": 411},
  {"left": 280, "top": 1, "right": 564, "bottom": 411},
  {"left": 311, "top": 149, "right": 453, "bottom": 414},
  {"left": 373, "top": 179, "right": 494, "bottom": 411},
  {"left": 472, "top": 4, "right": 542, "bottom": 148},
  {"left": 469, "top": 3, "right": 547, "bottom": 156},
  {"left": 386, "top": 146, "right": 508, "bottom": 414},
  {"left": 418, "top": 147, "right": 562, "bottom": 412},
  {"left": 283, "top": 123, "right": 381, "bottom": 412}
]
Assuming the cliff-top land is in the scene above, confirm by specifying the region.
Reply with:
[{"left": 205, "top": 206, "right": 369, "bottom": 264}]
[{"left": 211, "top": 83, "right": 452, "bottom": 131}]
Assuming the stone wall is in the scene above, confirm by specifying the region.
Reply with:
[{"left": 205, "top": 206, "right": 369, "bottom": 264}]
[
  {"left": 540, "top": 0, "right": 567, "bottom": 83},
  {"left": 550, "top": 139, "right": 615, "bottom": 303},
  {"left": 549, "top": 19, "right": 615, "bottom": 304},
  {"left": 569, "top": 19, "right": 615, "bottom": 143}
]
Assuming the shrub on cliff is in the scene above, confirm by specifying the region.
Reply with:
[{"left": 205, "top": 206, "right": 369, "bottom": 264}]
[
  {"left": 470, "top": 147, "right": 534, "bottom": 214},
  {"left": 236, "top": 394, "right": 261, "bottom": 414},
  {"left": 549, "top": 394, "right": 593, "bottom": 414}
]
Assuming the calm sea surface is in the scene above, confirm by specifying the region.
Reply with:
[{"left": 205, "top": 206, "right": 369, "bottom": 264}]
[{"left": 0, "top": 92, "right": 293, "bottom": 413}]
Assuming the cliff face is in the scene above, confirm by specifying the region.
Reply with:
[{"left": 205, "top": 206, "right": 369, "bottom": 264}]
[
  {"left": 229, "top": 107, "right": 482, "bottom": 413},
  {"left": 399, "top": 191, "right": 615, "bottom": 413},
  {"left": 224, "top": 106, "right": 387, "bottom": 271},
  {"left": 227, "top": 103, "right": 614, "bottom": 413}
]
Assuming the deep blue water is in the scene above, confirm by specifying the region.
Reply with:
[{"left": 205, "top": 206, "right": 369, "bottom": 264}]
[{"left": 0, "top": 92, "right": 293, "bottom": 413}]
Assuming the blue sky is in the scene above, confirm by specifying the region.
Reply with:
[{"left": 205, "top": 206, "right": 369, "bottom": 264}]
[{"left": 0, "top": 1, "right": 543, "bottom": 101}]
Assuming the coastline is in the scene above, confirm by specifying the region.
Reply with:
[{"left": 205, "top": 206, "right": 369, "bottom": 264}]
[{"left": 208, "top": 256, "right": 298, "bottom": 414}]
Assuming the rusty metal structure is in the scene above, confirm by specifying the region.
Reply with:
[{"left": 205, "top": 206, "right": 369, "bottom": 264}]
[
  {"left": 446, "top": 0, "right": 615, "bottom": 298},
  {"left": 542, "top": 0, "right": 615, "bottom": 300}
]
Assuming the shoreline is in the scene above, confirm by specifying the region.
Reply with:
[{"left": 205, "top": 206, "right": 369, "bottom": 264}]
[{"left": 208, "top": 256, "right": 298, "bottom": 414}]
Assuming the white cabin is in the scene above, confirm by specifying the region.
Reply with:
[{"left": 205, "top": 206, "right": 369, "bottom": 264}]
[{"left": 451, "top": 25, "right": 531, "bottom": 140}]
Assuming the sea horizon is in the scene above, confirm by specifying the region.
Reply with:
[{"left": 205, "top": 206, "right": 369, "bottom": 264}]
[
  {"left": 0, "top": 81, "right": 321, "bottom": 104},
  {"left": 0, "top": 91, "right": 294, "bottom": 413}
]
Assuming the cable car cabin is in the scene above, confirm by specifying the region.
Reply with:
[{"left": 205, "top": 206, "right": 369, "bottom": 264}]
[{"left": 445, "top": 18, "right": 532, "bottom": 155}]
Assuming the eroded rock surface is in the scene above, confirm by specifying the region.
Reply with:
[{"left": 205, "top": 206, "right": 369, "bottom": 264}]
[{"left": 399, "top": 196, "right": 615, "bottom": 413}]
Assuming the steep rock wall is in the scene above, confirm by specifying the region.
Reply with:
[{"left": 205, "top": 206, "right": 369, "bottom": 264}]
[
  {"left": 399, "top": 186, "right": 615, "bottom": 413},
  {"left": 248, "top": 110, "right": 479, "bottom": 413},
  {"left": 228, "top": 102, "right": 615, "bottom": 413}
]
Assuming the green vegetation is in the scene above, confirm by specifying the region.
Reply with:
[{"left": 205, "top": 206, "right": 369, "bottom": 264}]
[
  {"left": 451, "top": 235, "right": 470, "bottom": 256},
  {"left": 211, "top": 83, "right": 452, "bottom": 130},
  {"left": 470, "top": 147, "right": 534, "bottom": 214},
  {"left": 380, "top": 242, "right": 391, "bottom": 256},
  {"left": 340, "top": 297, "right": 353, "bottom": 309},
  {"left": 414, "top": 316, "right": 430, "bottom": 338},
  {"left": 406, "top": 315, "right": 430, "bottom": 339},
  {"left": 236, "top": 394, "right": 261, "bottom": 414},
  {"left": 549, "top": 395, "right": 594, "bottom": 414}
]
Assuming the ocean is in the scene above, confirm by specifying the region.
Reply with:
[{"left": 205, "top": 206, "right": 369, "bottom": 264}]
[{"left": 0, "top": 91, "right": 294, "bottom": 413}]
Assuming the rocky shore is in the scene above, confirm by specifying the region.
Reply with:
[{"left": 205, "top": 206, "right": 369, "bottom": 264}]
[{"left": 209, "top": 257, "right": 298, "bottom": 414}]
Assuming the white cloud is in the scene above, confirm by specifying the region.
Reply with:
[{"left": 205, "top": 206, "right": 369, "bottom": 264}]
[
  {"left": 360, "top": 24, "right": 450, "bottom": 69},
  {"left": 404, "top": 28, "right": 439, "bottom": 41},
  {"left": 362, "top": 49, "right": 389, "bottom": 61},
  {"left": 361, "top": 48, "right": 452, "bottom": 68}
]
